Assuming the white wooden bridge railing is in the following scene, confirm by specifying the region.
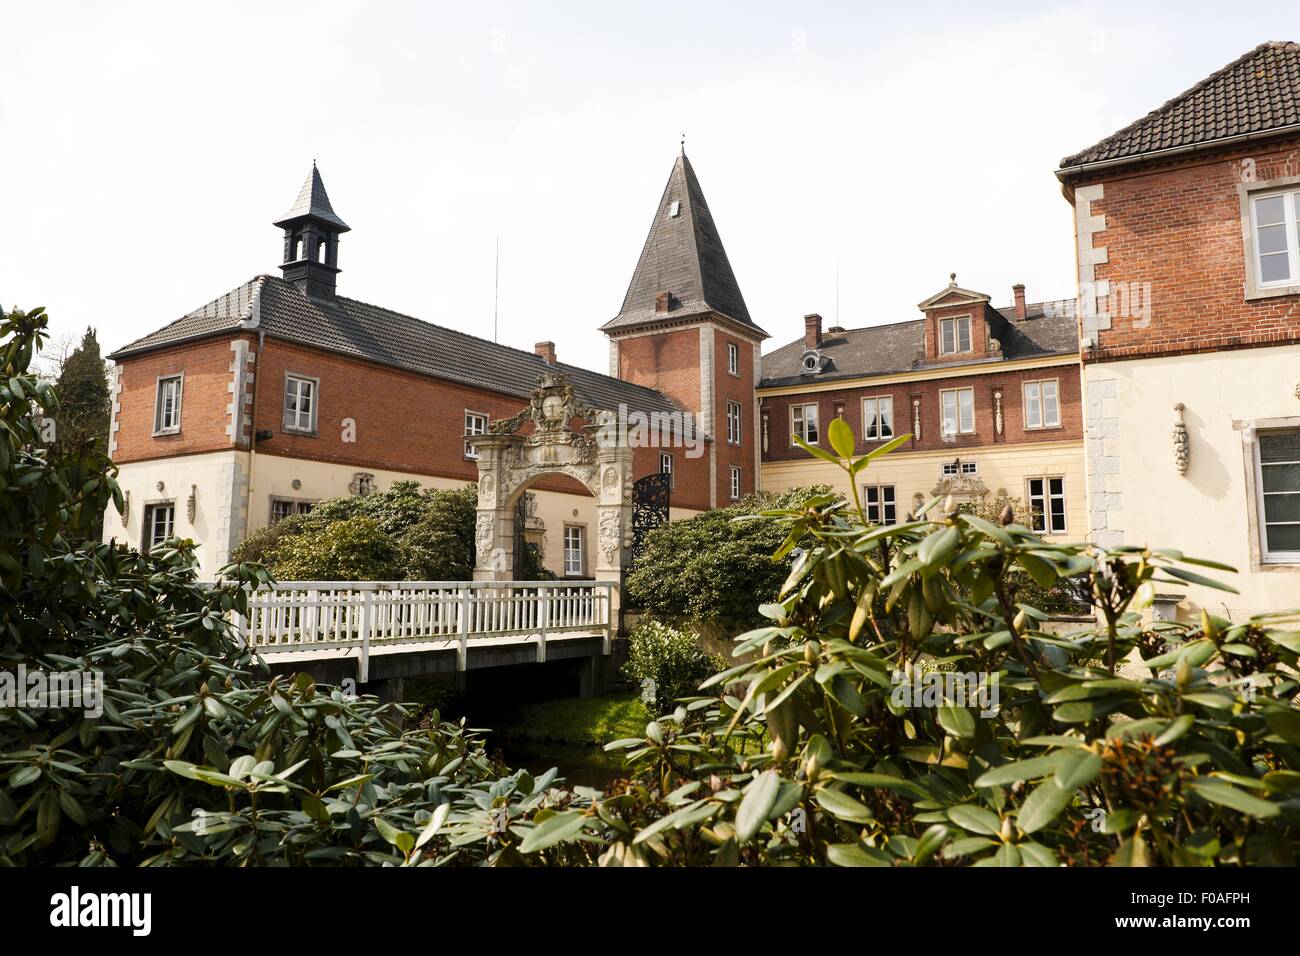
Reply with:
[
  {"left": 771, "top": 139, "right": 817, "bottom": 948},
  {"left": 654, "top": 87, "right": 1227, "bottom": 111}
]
[{"left": 235, "top": 581, "right": 615, "bottom": 681}]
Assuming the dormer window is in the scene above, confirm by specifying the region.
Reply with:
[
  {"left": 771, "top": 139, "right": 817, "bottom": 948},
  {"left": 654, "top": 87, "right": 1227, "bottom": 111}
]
[
  {"left": 800, "top": 349, "right": 827, "bottom": 375},
  {"left": 939, "top": 316, "right": 972, "bottom": 355},
  {"left": 669, "top": 200, "right": 681, "bottom": 218}
]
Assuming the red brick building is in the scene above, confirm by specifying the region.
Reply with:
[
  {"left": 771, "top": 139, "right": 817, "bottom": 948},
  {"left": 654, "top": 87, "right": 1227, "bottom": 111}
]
[
  {"left": 105, "top": 152, "right": 763, "bottom": 578},
  {"left": 756, "top": 279, "right": 1083, "bottom": 534},
  {"left": 1057, "top": 41, "right": 1300, "bottom": 617}
]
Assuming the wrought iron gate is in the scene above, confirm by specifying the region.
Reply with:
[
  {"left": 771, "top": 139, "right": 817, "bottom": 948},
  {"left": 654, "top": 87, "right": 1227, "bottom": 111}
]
[{"left": 631, "top": 472, "right": 671, "bottom": 565}]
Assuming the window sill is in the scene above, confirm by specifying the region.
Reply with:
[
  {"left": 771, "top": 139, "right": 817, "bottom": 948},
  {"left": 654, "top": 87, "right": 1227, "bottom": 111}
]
[
  {"left": 152, "top": 428, "right": 181, "bottom": 438},
  {"left": 1245, "top": 283, "right": 1300, "bottom": 302},
  {"left": 1025, "top": 424, "right": 1064, "bottom": 432},
  {"left": 282, "top": 428, "right": 318, "bottom": 438}
]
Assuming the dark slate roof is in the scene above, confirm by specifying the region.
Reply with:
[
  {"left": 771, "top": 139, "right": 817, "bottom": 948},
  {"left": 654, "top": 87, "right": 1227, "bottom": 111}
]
[
  {"left": 1059, "top": 42, "right": 1300, "bottom": 170},
  {"left": 758, "top": 299, "right": 1077, "bottom": 389},
  {"left": 274, "top": 165, "right": 350, "bottom": 230},
  {"left": 602, "top": 151, "right": 766, "bottom": 336},
  {"left": 109, "top": 275, "right": 681, "bottom": 417}
]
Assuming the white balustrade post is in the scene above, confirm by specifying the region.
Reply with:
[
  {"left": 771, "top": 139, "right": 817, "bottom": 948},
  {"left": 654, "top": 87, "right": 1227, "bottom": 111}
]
[
  {"left": 457, "top": 586, "right": 471, "bottom": 671},
  {"left": 602, "top": 582, "right": 612, "bottom": 655},
  {"left": 359, "top": 589, "right": 373, "bottom": 684},
  {"left": 537, "top": 585, "right": 549, "bottom": 663}
]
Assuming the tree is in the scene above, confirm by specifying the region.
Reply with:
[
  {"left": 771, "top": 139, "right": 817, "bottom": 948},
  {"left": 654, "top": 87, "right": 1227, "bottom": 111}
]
[
  {"left": 52, "top": 327, "right": 110, "bottom": 457},
  {"left": 625, "top": 485, "right": 832, "bottom": 632}
]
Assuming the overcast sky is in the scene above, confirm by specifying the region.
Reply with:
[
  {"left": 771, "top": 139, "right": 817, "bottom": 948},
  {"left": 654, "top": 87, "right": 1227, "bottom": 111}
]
[{"left": 2, "top": 1, "right": 1294, "bottom": 373}]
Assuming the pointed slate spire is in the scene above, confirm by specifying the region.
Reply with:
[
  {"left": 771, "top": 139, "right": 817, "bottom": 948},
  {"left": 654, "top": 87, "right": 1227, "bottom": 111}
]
[
  {"left": 274, "top": 163, "right": 350, "bottom": 231},
  {"left": 603, "top": 150, "right": 764, "bottom": 336},
  {"left": 275, "top": 164, "right": 349, "bottom": 298}
]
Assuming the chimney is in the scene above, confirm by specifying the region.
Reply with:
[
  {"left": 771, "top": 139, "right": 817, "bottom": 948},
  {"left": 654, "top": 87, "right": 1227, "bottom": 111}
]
[
  {"left": 804, "top": 313, "right": 823, "bottom": 349},
  {"left": 534, "top": 341, "right": 556, "bottom": 365},
  {"left": 654, "top": 291, "right": 671, "bottom": 313},
  {"left": 1012, "top": 283, "right": 1027, "bottom": 321}
]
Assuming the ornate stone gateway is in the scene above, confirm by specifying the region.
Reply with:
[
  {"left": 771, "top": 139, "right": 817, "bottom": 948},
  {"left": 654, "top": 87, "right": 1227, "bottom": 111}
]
[
  {"left": 631, "top": 472, "right": 671, "bottom": 565},
  {"left": 468, "top": 372, "right": 633, "bottom": 605}
]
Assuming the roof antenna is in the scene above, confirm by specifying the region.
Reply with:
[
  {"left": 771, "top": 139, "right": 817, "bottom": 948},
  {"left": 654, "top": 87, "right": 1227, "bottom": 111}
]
[
  {"left": 835, "top": 248, "right": 840, "bottom": 328},
  {"left": 680, "top": 132, "right": 686, "bottom": 153},
  {"left": 493, "top": 234, "right": 500, "bottom": 343}
]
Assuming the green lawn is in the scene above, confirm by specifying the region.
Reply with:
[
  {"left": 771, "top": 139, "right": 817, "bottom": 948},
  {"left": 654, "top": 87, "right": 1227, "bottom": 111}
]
[{"left": 497, "top": 692, "right": 650, "bottom": 746}]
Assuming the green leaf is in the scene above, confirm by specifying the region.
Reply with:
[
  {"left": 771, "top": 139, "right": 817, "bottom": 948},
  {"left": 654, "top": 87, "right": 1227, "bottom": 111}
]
[
  {"left": 827, "top": 417, "right": 856, "bottom": 459},
  {"left": 1190, "top": 780, "right": 1279, "bottom": 818},
  {"left": 946, "top": 804, "right": 1001, "bottom": 836},
  {"left": 1052, "top": 751, "right": 1102, "bottom": 791},
  {"left": 974, "top": 752, "right": 1070, "bottom": 788},
  {"left": 826, "top": 843, "right": 893, "bottom": 867},
  {"left": 415, "top": 803, "right": 452, "bottom": 849},
  {"left": 518, "top": 810, "right": 588, "bottom": 853},
  {"left": 814, "top": 787, "right": 874, "bottom": 824},
  {"left": 1017, "top": 779, "right": 1074, "bottom": 833},
  {"left": 937, "top": 705, "right": 976, "bottom": 739},
  {"left": 736, "top": 770, "right": 782, "bottom": 843}
]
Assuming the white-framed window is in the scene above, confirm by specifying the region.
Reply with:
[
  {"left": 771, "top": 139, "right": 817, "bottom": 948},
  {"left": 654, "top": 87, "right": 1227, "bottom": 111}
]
[
  {"left": 727, "top": 400, "right": 742, "bottom": 445},
  {"left": 659, "top": 452, "right": 674, "bottom": 489},
  {"left": 269, "top": 498, "right": 314, "bottom": 525},
  {"left": 1024, "top": 379, "right": 1061, "bottom": 429},
  {"left": 1249, "top": 189, "right": 1300, "bottom": 288},
  {"left": 283, "top": 374, "right": 318, "bottom": 433},
  {"left": 862, "top": 395, "right": 894, "bottom": 441},
  {"left": 939, "top": 315, "right": 972, "bottom": 355},
  {"left": 464, "top": 410, "right": 488, "bottom": 459},
  {"left": 727, "top": 342, "right": 740, "bottom": 376},
  {"left": 940, "top": 387, "right": 975, "bottom": 436},
  {"left": 1255, "top": 428, "right": 1300, "bottom": 562},
  {"left": 941, "top": 460, "right": 978, "bottom": 477},
  {"left": 864, "top": 485, "right": 896, "bottom": 525},
  {"left": 563, "top": 525, "right": 585, "bottom": 576},
  {"left": 144, "top": 502, "right": 175, "bottom": 550},
  {"left": 1027, "top": 477, "right": 1067, "bottom": 534},
  {"left": 791, "top": 403, "right": 819, "bottom": 445},
  {"left": 729, "top": 465, "right": 741, "bottom": 500},
  {"left": 153, "top": 375, "right": 183, "bottom": 434}
]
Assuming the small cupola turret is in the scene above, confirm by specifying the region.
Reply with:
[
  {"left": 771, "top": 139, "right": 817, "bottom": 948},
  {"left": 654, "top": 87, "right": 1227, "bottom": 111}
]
[{"left": 274, "top": 163, "right": 350, "bottom": 299}]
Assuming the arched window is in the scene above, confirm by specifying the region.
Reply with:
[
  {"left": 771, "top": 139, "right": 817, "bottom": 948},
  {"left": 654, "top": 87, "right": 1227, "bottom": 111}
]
[
  {"left": 317, "top": 238, "right": 328, "bottom": 263},
  {"left": 294, "top": 236, "right": 304, "bottom": 260}
]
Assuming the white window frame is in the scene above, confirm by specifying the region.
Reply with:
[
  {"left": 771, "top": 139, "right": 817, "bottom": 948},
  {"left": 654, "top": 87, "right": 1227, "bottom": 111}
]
[
  {"left": 791, "top": 403, "right": 819, "bottom": 445},
  {"left": 1023, "top": 379, "right": 1061, "bottom": 430},
  {"left": 938, "top": 315, "right": 972, "bottom": 355},
  {"left": 1249, "top": 188, "right": 1300, "bottom": 291},
  {"left": 153, "top": 374, "right": 183, "bottom": 435},
  {"left": 940, "top": 387, "right": 975, "bottom": 437},
  {"left": 464, "top": 410, "right": 488, "bottom": 459},
  {"left": 729, "top": 465, "right": 742, "bottom": 501},
  {"left": 1252, "top": 426, "right": 1300, "bottom": 564},
  {"left": 727, "top": 400, "right": 743, "bottom": 445},
  {"left": 659, "top": 451, "right": 674, "bottom": 489},
  {"left": 144, "top": 502, "right": 175, "bottom": 550},
  {"left": 1027, "top": 476, "right": 1067, "bottom": 535},
  {"left": 862, "top": 395, "right": 894, "bottom": 441},
  {"left": 563, "top": 524, "right": 586, "bottom": 577},
  {"left": 269, "top": 497, "right": 315, "bottom": 525},
  {"left": 283, "top": 373, "right": 319, "bottom": 434},
  {"left": 864, "top": 484, "right": 897, "bottom": 525},
  {"left": 941, "top": 460, "right": 978, "bottom": 477},
  {"left": 727, "top": 342, "right": 740, "bottom": 376}
]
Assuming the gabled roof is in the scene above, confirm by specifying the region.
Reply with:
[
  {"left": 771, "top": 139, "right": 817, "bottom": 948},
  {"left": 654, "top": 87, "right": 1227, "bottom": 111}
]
[
  {"left": 274, "top": 164, "right": 350, "bottom": 231},
  {"left": 108, "top": 276, "right": 681, "bottom": 417},
  {"left": 758, "top": 298, "right": 1078, "bottom": 389},
  {"left": 1059, "top": 41, "right": 1300, "bottom": 171},
  {"left": 602, "top": 151, "right": 765, "bottom": 337}
]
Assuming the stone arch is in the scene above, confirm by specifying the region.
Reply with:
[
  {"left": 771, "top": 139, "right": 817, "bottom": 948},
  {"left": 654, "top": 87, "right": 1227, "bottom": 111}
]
[{"left": 469, "top": 372, "right": 633, "bottom": 595}]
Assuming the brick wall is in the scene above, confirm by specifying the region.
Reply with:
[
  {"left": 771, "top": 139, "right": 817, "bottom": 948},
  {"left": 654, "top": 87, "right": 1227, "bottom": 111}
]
[
  {"left": 1068, "top": 136, "right": 1300, "bottom": 362},
  {"left": 614, "top": 326, "right": 701, "bottom": 412},
  {"left": 714, "top": 328, "right": 757, "bottom": 499},
  {"left": 112, "top": 335, "right": 247, "bottom": 463},
  {"left": 114, "top": 333, "right": 712, "bottom": 506},
  {"left": 759, "top": 362, "right": 1082, "bottom": 463}
]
